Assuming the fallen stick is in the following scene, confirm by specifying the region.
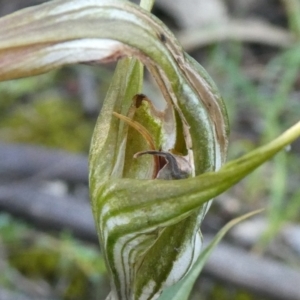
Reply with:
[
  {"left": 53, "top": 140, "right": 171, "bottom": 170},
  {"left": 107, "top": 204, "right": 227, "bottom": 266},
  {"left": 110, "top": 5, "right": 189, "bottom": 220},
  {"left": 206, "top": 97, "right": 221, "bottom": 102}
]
[
  {"left": 0, "top": 288, "right": 45, "bottom": 300},
  {"left": 178, "top": 19, "right": 295, "bottom": 52},
  {"left": 203, "top": 236, "right": 300, "bottom": 300},
  {"left": 0, "top": 143, "right": 88, "bottom": 184},
  {"left": 0, "top": 182, "right": 95, "bottom": 241}
]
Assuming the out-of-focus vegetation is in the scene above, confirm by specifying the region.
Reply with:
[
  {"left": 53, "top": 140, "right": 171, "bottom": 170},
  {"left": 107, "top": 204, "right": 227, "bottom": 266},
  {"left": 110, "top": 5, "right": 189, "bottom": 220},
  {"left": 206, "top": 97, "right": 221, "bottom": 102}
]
[
  {"left": 0, "top": 213, "right": 108, "bottom": 299},
  {"left": 204, "top": 42, "right": 300, "bottom": 250},
  {"left": 0, "top": 67, "right": 114, "bottom": 152},
  {"left": 0, "top": 0, "right": 300, "bottom": 299}
]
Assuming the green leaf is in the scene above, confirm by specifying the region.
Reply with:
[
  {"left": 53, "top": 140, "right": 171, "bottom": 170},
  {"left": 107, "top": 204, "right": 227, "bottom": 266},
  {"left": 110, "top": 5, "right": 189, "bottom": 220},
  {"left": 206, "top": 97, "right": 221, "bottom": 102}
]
[
  {"left": 139, "top": 0, "right": 155, "bottom": 11},
  {"left": 159, "top": 209, "right": 264, "bottom": 300}
]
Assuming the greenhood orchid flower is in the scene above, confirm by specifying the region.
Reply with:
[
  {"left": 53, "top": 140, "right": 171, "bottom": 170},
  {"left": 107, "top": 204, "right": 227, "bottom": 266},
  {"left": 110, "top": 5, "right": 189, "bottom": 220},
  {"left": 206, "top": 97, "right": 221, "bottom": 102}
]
[{"left": 0, "top": 1, "right": 299, "bottom": 299}]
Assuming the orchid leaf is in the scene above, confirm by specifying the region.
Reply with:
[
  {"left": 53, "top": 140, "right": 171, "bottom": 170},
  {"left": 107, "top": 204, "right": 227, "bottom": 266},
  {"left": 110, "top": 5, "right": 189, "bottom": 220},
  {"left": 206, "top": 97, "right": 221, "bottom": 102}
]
[{"left": 159, "top": 209, "right": 264, "bottom": 300}]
